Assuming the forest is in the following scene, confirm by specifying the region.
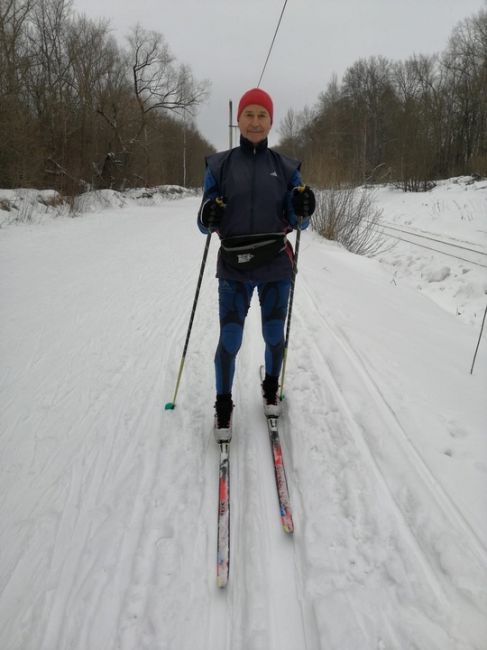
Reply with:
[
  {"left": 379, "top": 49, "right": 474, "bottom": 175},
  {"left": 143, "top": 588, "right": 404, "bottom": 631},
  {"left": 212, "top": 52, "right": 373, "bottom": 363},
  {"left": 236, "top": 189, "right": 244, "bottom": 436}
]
[
  {"left": 277, "top": 7, "right": 487, "bottom": 189},
  {"left": 1, "top": 0, "right": 486, "bottom": 194},
  {"left": 0, "top": 0, "right": 213, "bottom": 193}
]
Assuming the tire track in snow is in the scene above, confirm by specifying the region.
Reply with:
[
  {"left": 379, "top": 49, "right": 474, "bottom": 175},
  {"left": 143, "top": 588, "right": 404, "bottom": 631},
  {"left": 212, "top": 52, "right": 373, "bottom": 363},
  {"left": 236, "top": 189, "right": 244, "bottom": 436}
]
[
  {"left": 300, "top": 278, "right": 487, "bottom": 567},
  {"left": 295, "top": 295, "right": 452, "bottom": 599},
  {"left": 0, "top": 205, "right": 221, "bottom": 649},
  {"left": 113, "top": 249, "right": 226, "bottom": 649},
  {"left": 1, "top": 213, "right": 198, "bottom": 520},
  {"left": 36, "top": 274, "right": 202, "bottom": 648},
  {"left": 284, "top": 276, "right": 487, "bottom": 648},
  {"left": 115, "top": 254, "right": 220, "bottom": 649},
  {"left": 2, "top": 322, "right": 173, "bottom": 648}
]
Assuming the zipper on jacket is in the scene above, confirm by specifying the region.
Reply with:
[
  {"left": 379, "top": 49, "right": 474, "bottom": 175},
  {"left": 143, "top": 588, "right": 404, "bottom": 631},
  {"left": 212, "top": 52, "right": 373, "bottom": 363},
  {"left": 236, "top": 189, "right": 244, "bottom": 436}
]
[{"left": 250, "top": 146, "right": 257, "bottom": 231}]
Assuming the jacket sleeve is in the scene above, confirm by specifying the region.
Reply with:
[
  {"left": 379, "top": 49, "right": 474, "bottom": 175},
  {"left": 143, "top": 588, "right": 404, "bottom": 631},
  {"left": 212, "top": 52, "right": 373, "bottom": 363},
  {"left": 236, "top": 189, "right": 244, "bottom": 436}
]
[
  {"left": 197, "top": 167, "right": 220, "bottom": 234},
  {"left": 286, "top": 169, "right": 311, "bottom": 230}
]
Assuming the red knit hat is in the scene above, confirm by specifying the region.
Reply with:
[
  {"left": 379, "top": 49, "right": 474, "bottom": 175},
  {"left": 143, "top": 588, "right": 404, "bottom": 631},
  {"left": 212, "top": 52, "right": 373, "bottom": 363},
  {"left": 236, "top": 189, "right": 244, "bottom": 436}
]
[{"left": 237, "top": 88, "right": 274, "bottom": 123}]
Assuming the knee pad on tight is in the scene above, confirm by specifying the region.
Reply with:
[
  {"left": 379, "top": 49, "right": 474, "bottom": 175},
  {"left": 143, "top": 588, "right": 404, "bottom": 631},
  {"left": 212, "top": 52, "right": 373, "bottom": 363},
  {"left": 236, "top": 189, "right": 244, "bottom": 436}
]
[
  {"left": 220, "top": 321, "right": 244, "bottom": 355},
  {"left": 262, "top": 318, "right": 284, "bottom": 346}
]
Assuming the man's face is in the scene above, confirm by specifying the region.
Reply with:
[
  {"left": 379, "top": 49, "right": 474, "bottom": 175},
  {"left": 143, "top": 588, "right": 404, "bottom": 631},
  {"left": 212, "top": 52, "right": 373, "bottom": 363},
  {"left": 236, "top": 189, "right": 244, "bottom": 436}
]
[{"left": 238, "top": 104, "right": 272, "bottom": 144}]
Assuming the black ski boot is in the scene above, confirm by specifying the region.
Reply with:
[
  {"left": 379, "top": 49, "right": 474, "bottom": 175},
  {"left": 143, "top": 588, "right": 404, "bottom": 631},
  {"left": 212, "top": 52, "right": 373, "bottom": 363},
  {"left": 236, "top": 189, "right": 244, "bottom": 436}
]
[
  {"left": 214, "top": 393, "right": 233, "bottom": 443},
  {"left": 262, "top": 373, "right": 280, "bottom": 417}
]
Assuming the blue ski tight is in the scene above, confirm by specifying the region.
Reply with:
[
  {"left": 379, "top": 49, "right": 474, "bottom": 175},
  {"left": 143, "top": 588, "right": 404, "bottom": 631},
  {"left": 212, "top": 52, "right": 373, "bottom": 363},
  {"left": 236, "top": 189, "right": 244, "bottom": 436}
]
[{"left": 215, "top": 279, "right": 291, "bottom": 395}]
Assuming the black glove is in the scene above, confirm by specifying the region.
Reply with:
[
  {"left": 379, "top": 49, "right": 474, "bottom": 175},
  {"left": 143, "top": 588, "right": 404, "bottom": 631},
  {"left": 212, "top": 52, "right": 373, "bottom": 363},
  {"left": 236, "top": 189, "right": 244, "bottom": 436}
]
[
  {"left": 292, "top": 186, "right": 315, "bottom": 218},
  {"left": 201, "top": 197, "right": 225, "bottom": 231}
]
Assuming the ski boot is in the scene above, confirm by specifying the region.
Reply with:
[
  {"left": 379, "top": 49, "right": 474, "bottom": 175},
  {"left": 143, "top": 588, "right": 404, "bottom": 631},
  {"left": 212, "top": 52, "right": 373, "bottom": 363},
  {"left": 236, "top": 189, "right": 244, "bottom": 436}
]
[
  {"left": 262, "top": 373, "right": 281, "bottom": 418},
  {"left": 214, "top": 393, "right": 233, "bottom": 443}
]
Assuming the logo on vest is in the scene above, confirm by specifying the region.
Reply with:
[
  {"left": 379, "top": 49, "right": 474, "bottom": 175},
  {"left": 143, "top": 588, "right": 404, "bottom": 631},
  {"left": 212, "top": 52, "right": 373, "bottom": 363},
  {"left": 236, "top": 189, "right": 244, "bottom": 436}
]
[
  {"left": 237, "top": 253, "right": 254, "bottom": 264},
  {"left": 269, "top": 171, "right": 278, "bottom": 177}
]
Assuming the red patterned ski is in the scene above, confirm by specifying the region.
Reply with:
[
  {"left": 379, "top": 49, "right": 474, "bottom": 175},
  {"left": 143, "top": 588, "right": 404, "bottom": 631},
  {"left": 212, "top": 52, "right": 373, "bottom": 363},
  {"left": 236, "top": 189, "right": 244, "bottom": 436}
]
[
  {"left": 260, "top": 364, "right": 294, "bottom": 533},
  {"left": 266, "top": 415, "right": 294, "bottom": 533},
  {"left": 216, "top": 442, "right": 230, "bottom": 587}
]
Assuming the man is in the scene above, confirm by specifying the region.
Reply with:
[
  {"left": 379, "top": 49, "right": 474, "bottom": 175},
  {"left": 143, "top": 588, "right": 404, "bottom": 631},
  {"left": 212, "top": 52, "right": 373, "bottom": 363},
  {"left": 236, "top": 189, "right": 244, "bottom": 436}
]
[{"left": 197, "top": 87, "right": 315, "bottom": 442}]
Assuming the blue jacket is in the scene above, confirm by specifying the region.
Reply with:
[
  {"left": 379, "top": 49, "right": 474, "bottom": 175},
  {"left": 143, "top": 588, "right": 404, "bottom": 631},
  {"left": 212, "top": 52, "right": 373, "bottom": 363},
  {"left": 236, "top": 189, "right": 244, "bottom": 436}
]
[{"left": 198, "top": 136, "right": 309, "bottom": 282}]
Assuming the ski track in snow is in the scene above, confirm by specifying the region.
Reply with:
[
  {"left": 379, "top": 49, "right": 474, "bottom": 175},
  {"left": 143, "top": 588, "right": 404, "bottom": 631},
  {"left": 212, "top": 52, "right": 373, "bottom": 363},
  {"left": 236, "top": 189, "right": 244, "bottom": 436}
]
[{"left": 1, "top": 196, "right": 486, "bottom": 650}]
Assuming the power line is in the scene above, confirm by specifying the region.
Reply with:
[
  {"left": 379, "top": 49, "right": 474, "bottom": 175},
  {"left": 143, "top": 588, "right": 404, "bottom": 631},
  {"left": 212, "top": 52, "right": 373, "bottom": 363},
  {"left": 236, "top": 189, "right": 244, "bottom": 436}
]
[{"left": 257, "top": 0, "right": 289, "bottom": 88}]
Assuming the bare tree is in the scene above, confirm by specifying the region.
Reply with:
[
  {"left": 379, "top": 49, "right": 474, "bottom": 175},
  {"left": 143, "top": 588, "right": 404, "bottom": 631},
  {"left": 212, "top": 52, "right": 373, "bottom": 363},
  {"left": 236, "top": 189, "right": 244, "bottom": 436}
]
[
  {"left": 0, "top": 0, "right": 35, "bottom": 92},
  {"left": 94, "top": 24, "right": 209, "bottom": 188},
  {"left": 128, "top": 25, "right": 207, "bottom": 128},
  {"left": 442, "top": 8, "right": 487, "bottom": 174},
  {"left": 0, "top": 0, "right": 38, "bottom": 185}
]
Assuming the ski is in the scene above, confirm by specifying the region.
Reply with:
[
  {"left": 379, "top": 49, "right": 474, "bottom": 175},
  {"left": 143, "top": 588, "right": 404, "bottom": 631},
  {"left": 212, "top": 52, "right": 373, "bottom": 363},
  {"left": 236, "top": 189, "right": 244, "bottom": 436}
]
[
  {"left": 260, "top": 366, "right": 294, "bottom": 533},
  {"left": 216, "top": 442, "right": 230, "bottom": 588},
  {"left": 266, "top": 415, "right": 294, "bottom": 533}
]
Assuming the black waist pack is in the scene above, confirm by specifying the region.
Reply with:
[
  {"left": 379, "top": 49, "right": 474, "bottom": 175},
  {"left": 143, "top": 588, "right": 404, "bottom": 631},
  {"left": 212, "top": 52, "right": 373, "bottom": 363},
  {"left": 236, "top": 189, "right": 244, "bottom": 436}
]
[{"left": 220, "top": 233, "right": 287, "bottom": 270}]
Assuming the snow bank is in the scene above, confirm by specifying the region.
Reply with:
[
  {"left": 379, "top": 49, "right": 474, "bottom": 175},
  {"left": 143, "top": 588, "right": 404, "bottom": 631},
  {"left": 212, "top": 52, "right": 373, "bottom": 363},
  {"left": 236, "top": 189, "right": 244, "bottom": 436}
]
[
  {"left": 0, "top": 185, "right": 199, "bottom": 226},
  {"left": 0, "top": 188, "right": 71, "bottom": 225},
  {"left": 371, "top": 176, "right": 487, "bottom": 326}
]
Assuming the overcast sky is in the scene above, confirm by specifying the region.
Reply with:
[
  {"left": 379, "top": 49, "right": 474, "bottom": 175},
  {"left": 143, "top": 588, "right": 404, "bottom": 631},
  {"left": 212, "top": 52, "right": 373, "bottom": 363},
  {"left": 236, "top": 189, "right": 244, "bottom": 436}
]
[{"left": 73, "top": 0, "right": 485, "bottom": 151}]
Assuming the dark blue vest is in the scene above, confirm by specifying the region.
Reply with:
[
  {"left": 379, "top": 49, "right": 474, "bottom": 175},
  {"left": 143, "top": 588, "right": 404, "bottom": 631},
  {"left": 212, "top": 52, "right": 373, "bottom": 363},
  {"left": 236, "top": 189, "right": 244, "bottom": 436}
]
[{"left": 206, "top": 137, "right": 301, "bottom": 282}]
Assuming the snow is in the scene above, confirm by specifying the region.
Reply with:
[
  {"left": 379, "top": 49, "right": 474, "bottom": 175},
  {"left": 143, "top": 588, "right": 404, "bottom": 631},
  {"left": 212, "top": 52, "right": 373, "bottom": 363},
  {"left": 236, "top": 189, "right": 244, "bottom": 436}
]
[
  {"left": 373, "top": 177, "right": 487, "bottom": 326},
  {"left": 424, "top": 266, "right": 451, "bottom": 283},
  {"left": 1, "top": 179, "right": 486, "bottom": 650}
]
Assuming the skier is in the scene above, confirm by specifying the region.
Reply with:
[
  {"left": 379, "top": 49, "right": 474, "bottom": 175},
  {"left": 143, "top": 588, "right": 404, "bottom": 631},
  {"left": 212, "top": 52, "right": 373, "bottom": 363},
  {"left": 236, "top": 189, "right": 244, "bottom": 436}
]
[{"left": 197, "top": 87, "right": 315, "bottom": 442}]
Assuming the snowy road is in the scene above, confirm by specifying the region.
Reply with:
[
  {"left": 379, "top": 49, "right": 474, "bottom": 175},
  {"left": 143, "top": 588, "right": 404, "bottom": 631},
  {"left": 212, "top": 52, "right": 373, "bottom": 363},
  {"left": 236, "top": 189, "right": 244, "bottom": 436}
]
[{"left": 1, "top": 196, "right": 486, "bottom": 649}]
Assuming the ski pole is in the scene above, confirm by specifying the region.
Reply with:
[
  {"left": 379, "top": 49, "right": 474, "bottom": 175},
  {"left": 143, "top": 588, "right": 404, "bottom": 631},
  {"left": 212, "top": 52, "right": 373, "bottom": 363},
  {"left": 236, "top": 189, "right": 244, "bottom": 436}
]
[
  {"left": 165, "top": 232, "right": 212, "bottom": 409},
  {"left": 470, "top": 301, "right": 487, "bottom": 375},
  {"left": 279, "top": 214, "right": 303, "bottom": 401}
]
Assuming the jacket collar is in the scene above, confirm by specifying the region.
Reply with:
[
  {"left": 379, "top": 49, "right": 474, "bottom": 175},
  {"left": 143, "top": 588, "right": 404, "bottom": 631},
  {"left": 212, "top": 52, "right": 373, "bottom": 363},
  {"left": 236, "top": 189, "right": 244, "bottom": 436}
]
[{"left": 240, "top": 135, "right": 268, "bottom": 153}]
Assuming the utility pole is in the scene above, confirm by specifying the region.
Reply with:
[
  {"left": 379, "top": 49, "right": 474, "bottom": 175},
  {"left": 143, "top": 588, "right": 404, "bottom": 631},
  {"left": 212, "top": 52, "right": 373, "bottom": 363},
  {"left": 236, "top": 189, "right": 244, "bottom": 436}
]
[
  {"left": 229, "top": 99, "right": 239, "bottom": 149},
  {"left": 183, "top": 115, "right": 187, "bottom": 187}
]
